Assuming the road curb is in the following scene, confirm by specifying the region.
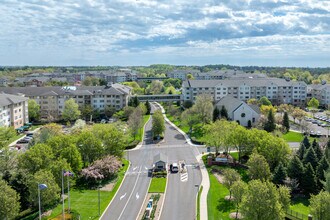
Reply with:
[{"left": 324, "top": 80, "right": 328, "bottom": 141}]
[
  {"left": 157, "top": 173, "right": 169, "bottom": 220},
  {"left": 100, "top": 161, "right": 131, "bottom": 219}
]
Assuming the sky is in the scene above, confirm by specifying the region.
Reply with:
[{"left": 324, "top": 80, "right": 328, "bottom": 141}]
[{"left": 0, "top": 0, "right": 329, "bottom": 67}]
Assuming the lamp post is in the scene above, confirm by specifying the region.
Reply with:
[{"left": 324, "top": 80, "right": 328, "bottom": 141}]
[{"left": 38, "top": 183, "right": 48, "bottom": 220}]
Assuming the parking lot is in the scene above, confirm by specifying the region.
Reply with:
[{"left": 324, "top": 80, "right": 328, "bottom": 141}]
[{"left": 304, "top": 114, "right": 330, "bottom": 136}]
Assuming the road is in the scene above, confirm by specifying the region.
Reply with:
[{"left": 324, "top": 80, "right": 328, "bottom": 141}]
[{"left": 101, "top": 103, "right": 202, "bottom": 220}]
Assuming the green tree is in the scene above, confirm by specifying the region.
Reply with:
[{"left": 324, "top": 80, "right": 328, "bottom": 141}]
[
  {"left": 323, "top": 170, "right": 330, "bottom": 192},
  {"left": 79, "top": 104, "right": 93, "bottom": 121},
  {"left": 231, "top": 180, "right": 247, "bottom": 219},
  {"left": 220, "top": 105, "right": 228, "bottom": 119},
  {"left": 273, "top": 162, "right": 287, "bottom": 185},
  {"left": 145, "top": 100, "right": 151, "bottom": 115},
  {"left": 181, "top": 108, "right": 199, "bottom": 136},
  {"left": 309, "top": 191, "right": 330, "bottom": 220},
  {"left": 282, "top": 112, "right": 290, "bottom": 131},
  {"left": 264, "top": 109, "right": 276, "bottom": 132},
  {"left": 18, "top": 144, "right": 54, "bottom": 174},
  {"left": 241, "top": 180, "right": 287, "bottom": 220},
  {"left": 297, "top": 136, "right": 310, "bottom": 160},
  {"left": 312, "top": 140, "right": 323, "bottom": 161},
  {"left": 128, "top": 106, "right": 143, "bottom": 140},
  {"left": 152, "top": 110, "right": 165, "bottom": 138},
  {"left": 326, "top": 140, "right": 330, "bottom": 160},
  {"left": 28, "top": 170, "right": 60, "bottom": 208},
  {"left": 104, "top": 105, "right": 116, "bottom": 118},
  {"left": 193, "top": 94, "right": 213, "bottom": 124},
  {"left": 62, "top": 98, "right": 81, "bottom": 122},
  {"left": 259, "top": 96, "right": 272, "bottom": 106},
  {"left": 303, "top": 147, "right": 319, "bottom": 170},
  {"left": 77, "top": 130, "right": 103, "bottom": 166},
  {"left": 9, "top": 170, "right": 31, "bottom": 210},
  {"left": 0, "top": 179, "right": 20, "bottom": 219},
  {"left": 278, "top": 185, "right": 291, "bottom": 210},
  {"left": 222, "top": 169, "right": 241, "bottom": 199},
  {"left": 28, "top": 99, "right": 40, "bottom": 121},
  {"left": 316, "top": 157, "right": 330, "bottom": 189},
  {"left": 287, "top": 156, "right": 305, "bottom": 187},
  {"left": 213, "top": 106, "right": 220, "bottom": 122},
  {"left": 247, "top": 153, "right": 271, "bottom": 181},
  {"left": 302, "top": 163, "right": 318, "bottom": 195},
  {"left": 0, "top": 127, "right": 16, "bottom": 149},
  {"left": 308, "top": 97, "right": 320, "bottom": 109}
]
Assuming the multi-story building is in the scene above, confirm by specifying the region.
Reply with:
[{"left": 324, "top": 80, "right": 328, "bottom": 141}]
[
  {"left": 182, "top": 78, "right": 307, "bottom": 106},
  {"left": 0, "top": 93, "right": 29, "bottom": 128},
  {"left": 0, "top": 83, "right": 131, "bottom": 121},
  {"left": 307, "top": 83, "right": 330, "bottom": 107},
  {"left": 167, "top": 70, "right": 201, "bottom": 80}
]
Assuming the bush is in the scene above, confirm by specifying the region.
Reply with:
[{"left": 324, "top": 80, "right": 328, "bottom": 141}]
[{"left": 152, "top": 171, "right": 167, "bottom": 178}]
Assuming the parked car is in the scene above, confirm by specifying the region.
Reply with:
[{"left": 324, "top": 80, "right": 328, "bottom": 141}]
[{"left": 17, "top": 139, "right": 29, "bottom": 144}]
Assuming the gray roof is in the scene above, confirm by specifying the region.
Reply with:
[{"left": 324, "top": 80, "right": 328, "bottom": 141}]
[
  {"left": 0, "top": 84, "right": 131, "bottom": 97},
  {"left": 0, "top": 93, "right": 28, "bottom": 106},
  {"left": 153, "top": 153, "right": 167, "bottom": 163},
  {"left": 216, "top": 95, "right": 243, "bottom": 114}
]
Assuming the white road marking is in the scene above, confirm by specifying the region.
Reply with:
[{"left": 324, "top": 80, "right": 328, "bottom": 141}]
[
  {"left": 144, "top": 166, "right": 148, "bottom": 170},
  {"left": 136, "top": 192, "right": 139, "bottom": 200},
  {"left": 118, "top": 166, "right": 142, "bottom": 220},
  {"left": 120, "top": 193, "right": 126, "bottom": 200},
  {"left": 181, "top": 172, "right": 188, "bottom": 182},
  {"left": 133, "top": 166, "right": 138, "bottom": 171}
]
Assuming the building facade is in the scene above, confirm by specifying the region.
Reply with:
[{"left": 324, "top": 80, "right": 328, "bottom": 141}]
[
  {"left": 0, "top": 84, "right": 131, "bottom": 121},
  {"left": 307, "top": 83, "right": 330, "bottom": 107},
  {"left": 0, "top": 93, "right": 29, "bottom": 128},
  {"left": 182, "top": 78, "right": 307, "bottom": 106}
]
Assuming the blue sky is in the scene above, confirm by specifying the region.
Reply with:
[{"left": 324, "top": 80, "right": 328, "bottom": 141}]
[{"left": 0, "top": 0, "right": 329, "bottom": 67}]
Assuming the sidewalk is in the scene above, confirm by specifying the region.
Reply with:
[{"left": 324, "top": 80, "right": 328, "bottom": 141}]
[{"left": 155, "top": 102, "right": 209, "bottom": 220}]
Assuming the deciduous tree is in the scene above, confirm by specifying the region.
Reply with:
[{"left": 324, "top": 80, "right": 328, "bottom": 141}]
[
  {"left": 0, "top": 179, "right": 20, "bottom": 219},
  {"left": 28, "top": 99, "right": 40, "bottom": 122},
  {"left": 62, "top": 98, "right": 81, "bottom": 122},
  {"left": 128, "top": 107, "right": 143, "bottom": 140},
  {"left": 247, "top": 153, "right": 271, "bottom": 181},
  {"left": 152, "top": 110, "right": 165, "bottom": 139},
  {"left": 309, "top": 191, "right": 330, "bottom": 220},
  {"left": 222, "top": 168, "right": 241, "bottom": 199},
  {"left": 231, "top": 180, "right": 247, "bottom": 219},
  {"left": 193, "top": 94, "right": 213, "bottom": 124},
  {"left": 259, "top": 96, "right": 272, "bottom": 106}
]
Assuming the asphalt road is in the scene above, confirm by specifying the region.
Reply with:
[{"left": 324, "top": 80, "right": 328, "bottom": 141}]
[{"left": 101, "top": 103, "right": 202, "bottom": 220}]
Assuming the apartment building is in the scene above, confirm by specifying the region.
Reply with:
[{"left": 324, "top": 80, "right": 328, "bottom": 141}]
[
  {"left": 0, "top": 84, "right": 131, "bottom": 121},
  {"left": 307, "top": 83, "right": 330, "bottom": 107},
  {"left": 0, "top": 93, "right": 29, "bottom": 128},
  {"left": 182, "top": 78, "right": 307, "bottom": 106},
  {"left": 167, "top": 70, "right": 201, "bottom": 80}
]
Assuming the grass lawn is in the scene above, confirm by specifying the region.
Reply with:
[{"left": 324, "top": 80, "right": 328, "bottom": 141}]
[
  {"left": 7, "top": 133, "right": 25, "bottom": 144},
  {"left": 229, "top": 152, "right": 239, "bottom": 161},
  {"left": 148, "top": 177, "right": 166, "bottom": 193},
  {"left": 282, "top": 131, "right": 318, "bottom": 143},
  {"left": 290, "top": 196, "right": 310, "bottom": 216},
  {"left": 197, "top": 185, "right": 203, "bottom": 220},
  {"left": 49, "top": 159, "right": 129, "bottom": 219},
  {"left": 207, "top": 171, "right": 234, "bottom": 220}
]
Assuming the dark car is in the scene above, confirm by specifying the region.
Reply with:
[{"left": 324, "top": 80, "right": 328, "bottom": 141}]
[{"left": 17, "top": 139, "right": 29, "bottom": 144}]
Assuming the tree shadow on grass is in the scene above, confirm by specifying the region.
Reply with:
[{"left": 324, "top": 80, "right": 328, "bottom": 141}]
[{"left": 217, "top": 198, "right": 235, "bottom": 213}]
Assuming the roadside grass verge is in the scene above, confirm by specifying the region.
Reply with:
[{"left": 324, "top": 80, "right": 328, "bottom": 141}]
[
  {"left": 148, "top": 177, "right": 166, "bottom": 193},
  {"left": 282, "top": 131, "right": 318, "bottom": 143},
  {"left": 49, "top": 159, "right": 129, "bottom": 219},
  {"left": 290, "top": 196, "right": 310, "bottom": 216},
  {"left": 126, "top": 114, "right": 150, "bottom": 148},
  {"left": 197, "top": 185, "right": 203, "bottom": 220}
]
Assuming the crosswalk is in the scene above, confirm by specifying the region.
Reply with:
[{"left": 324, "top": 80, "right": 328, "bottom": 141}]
[
  {"left": 180, "top": 172, "right": 188, "bottom": 182},
  {"left": 126, "top": 171, "right": 149, "bottom": 176}
]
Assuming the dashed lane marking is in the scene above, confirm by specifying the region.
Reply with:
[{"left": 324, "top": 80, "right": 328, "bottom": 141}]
[{"left": 181, "top": 172, "right": 188, "bottom": 182}]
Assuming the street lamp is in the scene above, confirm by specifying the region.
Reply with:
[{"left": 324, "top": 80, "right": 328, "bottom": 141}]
[{"left": 38, "top": 183, "right": 48, "bottom": 220}]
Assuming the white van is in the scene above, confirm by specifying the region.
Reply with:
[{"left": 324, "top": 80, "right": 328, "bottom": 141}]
[{"left": 171, "top": 163, "right": 179, "bottom": 173}]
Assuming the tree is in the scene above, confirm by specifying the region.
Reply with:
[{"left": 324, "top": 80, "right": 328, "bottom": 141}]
[
  {"left": 247, "top": 153, "right": 271, "bottom": 181},
  {"left": 222, "top": 169, "right": 241, "bottom": 199},
  {"left": 104, "top": 106, "right": 116, "bottom": 118},
  {"left": 82, "top": 76, "right": 93, "bottom": 86},
  {"left": 312, "top": 139, "right": 323, "bottom": 161},
  {"left": 0, "top": 179, "right": 20, "bottom": 219},
  {"left": 278, "top": 185, "right": 291, "bottom": 210},
  {"left": 128, "top": 107, "right": 143, "bottom": 140},
  {"left": 80, "top": 104, "right": 93, "bottom": 121},
  {"left": 241, "top": 180, "right": 288, "bottom": 220},
  {"left": 28, "top": 170, "right": 60, "bottom": 208},
  {"left": 287, "top": 156, "right": 305, "bottom": 187},
  {"left": 264, "top": 109, "right": 276, "bottom": 132},
  {"left": 302, "top": 163, "right": 318, "bottom": 195},
  {"left": 145, "top": 100, "right": 151, "bottom": 115},
  {"left": 128, "top": 96, "right": 140, "bottom": 107},
  {"left": 326, "top": 140, "right": 330, "bottom": 160},
  {"left": 152, "top": 110, "right": 165, "bottom": 138},
  {"left": 0, "top": 127, "right": 16, "bottom": 149},
  {"left": 316, "top": 156, "right": 330, "bottom": 189},
  {"left": 273, "top": 162, "right": 287, "bottom": 185},
  {"left": 292, "top": 108, "right": 306, "bottom": 129},
  {"left": 28, "top": 99, "right": 40, "bottom": 121},
  {"left": 193, "top": 94, "right": 213, "bottom": 124},
  {"left": 259, "top": 96, "right": 272, "bottom": 106},
  {"left": 308, "top": 97, "right": 320, "bottom": 110},
  {"left": 303, "top": 147, "right": 319, "bottom": 170},
  {"left": 182, "top": 100, "right": 193, "bottom": 109},
  {"left": 309, "top": 191, "right": 330, "bottom": 220},
  {"left": 247, "top": 98, "right": 258, "bottom": 105},
  {"left": 18, "top": 143, "right": 54, "bottom": 174},
  {"left": 62, "top": 98, "right": 81, "bottom": 122},
  {"left": 181, "top": 108, "right": 199, "bottom": 136},
  {"left": 231, "top": 180, "right": 247, "bottom": 219},
  {"left": 323, "top": 170, "right": 330, "bottom": 192},
  {"left": 77, "top": 130, "right": 103, "bottom": 166},
  {"left": 283, "top": 112, "right": 290, "bottom": 131},
  {"left": 260, "top": 105, "right": 277, "bottom": 116},
  {"left": 213, "top": 106, "right": 220, "bottom": 122},
  {"left": 9, "top": 170, "right": 30, "bottom": 210},
  {"left": 149, "top": 80, "right": 164, "bottom": 94},
  {"left": 220, "top": 105, "right": 228, "bottom": 119}
]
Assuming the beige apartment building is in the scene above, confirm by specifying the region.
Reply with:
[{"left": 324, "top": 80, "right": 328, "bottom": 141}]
[
  {"left": 182, "top": 78, "right": 307, "bottom": 106},
  {"left": 0, "top": 93, "right": 29, "bottom": 128},
  {"left": 0, "top": 84, "right": 131, "bottom": 121}
]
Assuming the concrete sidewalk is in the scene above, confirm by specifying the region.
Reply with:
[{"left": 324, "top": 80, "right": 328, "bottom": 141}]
[{"left": 155, "top": 102, "right": 209, "bottom": 220}]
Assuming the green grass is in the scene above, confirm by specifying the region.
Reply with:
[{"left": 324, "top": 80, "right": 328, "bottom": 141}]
[
  {"left": 7, "top": 133, "right": 24, "bottom": 144},
  {"left": 207, "top": 171, "right": 234, "bottom": 220},
  {"left": 148, "top": 177, "right": 167, "bottom": 193},
  {"left": 229, "top": 152, "right": 239, "bottom": 161},
  {"left": 49, "top": 159, "right": 129, "bottom": 219},
  {"left": 282, "top": 131, "right": 304, "bottom": 142},
  {"left": 197, "top": 185, "right": 203, "bottom": 220},
  {"left": 290, "top": 196, "right": 310, "bottom": 216}
]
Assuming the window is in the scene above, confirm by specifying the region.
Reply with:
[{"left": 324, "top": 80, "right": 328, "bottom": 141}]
[{"left": 241, "top": 113, "right": 246, "bottom": 118}]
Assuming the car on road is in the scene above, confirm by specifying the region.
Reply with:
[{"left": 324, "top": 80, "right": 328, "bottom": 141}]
[
  {"left": 17, "top": 139, "right": 29, "bottom": 144},
  {"left": 170, "top": 163, "right": 179, "bottom": 173}
]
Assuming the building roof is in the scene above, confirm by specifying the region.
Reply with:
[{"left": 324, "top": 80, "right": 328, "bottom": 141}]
[
  {"left": 153, "top": 153, "right": 167, "bottom": 163},
  {"left": 0, "top": 84, "right": 131, "bottom": 97},
  {"left": 0, "top": 93, "right": 28, "bottom": 106},
  {"left": 216, "top": 95, "right": 243, "bottom": 114}
]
